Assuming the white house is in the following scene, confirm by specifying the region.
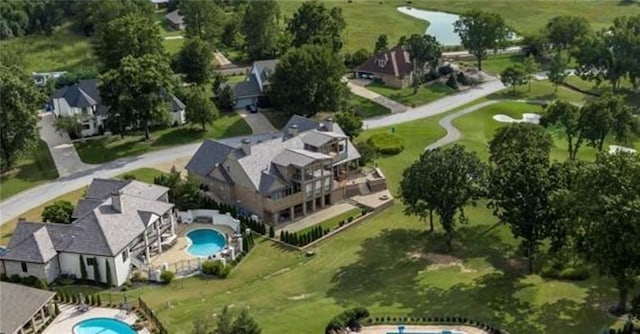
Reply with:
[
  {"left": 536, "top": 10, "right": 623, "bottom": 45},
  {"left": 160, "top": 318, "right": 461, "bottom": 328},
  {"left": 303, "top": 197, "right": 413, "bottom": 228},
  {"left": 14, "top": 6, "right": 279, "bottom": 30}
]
[
  {"left": 226, "top": 59, "right": 279, "bottom": 109},
  {"left": 0, "top": 179, "right": 177, "bottom": 287},
  {"left": 51, "top": 79, "right": 186, "bottom": 137}
]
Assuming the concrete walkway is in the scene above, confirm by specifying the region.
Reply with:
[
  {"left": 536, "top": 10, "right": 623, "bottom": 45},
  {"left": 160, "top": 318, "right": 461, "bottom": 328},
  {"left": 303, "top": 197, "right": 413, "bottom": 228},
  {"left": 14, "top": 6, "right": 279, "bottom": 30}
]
[
  {"left": 163, "top": 35, "right": 184, "bottom": 40},
  {"left": 276, "top": 202, "right": 357, "bottom": 233},
  {"left": 235, "top": 110, "right": 278, "bottom": 134},
  {"left": 348, "top": 79, "right": 409, "bottom": 113},
  {"left": 39, "top": 113, "right": 89, "bottom": 177},
  {"left": 363, "top": 80, "right": 505, "bottom": 129}
]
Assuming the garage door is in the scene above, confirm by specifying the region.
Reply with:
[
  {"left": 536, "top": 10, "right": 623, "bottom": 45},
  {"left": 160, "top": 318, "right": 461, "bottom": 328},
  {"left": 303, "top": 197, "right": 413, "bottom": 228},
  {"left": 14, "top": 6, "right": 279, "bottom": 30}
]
[{"left": 235, "top": 97, "right": 254, "bottom": 109}]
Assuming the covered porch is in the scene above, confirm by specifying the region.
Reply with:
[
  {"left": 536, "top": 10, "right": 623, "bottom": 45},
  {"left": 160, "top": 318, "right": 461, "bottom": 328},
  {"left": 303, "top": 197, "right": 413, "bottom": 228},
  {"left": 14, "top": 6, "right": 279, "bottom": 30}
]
[{"left": 0, "top": 281, "right": 57, "bottom": 334}]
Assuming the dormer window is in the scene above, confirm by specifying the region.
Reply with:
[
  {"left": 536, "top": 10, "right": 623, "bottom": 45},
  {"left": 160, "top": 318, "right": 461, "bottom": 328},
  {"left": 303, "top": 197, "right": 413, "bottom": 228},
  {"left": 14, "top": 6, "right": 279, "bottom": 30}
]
[{"left": 376, "top": 59, "right": 387, "bottom": 68}]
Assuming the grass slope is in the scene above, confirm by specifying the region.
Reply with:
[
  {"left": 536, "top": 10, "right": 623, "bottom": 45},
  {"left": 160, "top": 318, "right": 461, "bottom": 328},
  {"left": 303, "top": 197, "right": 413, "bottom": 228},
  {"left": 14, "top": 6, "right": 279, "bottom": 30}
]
[
  {"left": 0, "top": 140, "right": 58, "bottom": 201},
  {"left": 75, "top": 113, "right": 251, "bottom": 164},
  {"left": 367, "top": 82, "right": 455, "bottom": 107},
  {"left": 349, "top": 94, "right": 391, "bottom": 118}
]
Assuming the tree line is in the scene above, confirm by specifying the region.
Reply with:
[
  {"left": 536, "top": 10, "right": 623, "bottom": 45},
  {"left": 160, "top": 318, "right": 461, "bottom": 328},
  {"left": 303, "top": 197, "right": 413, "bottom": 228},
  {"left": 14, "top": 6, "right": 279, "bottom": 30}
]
[{"left": 400, "top": 96, "right": 640, "bottom": 314}]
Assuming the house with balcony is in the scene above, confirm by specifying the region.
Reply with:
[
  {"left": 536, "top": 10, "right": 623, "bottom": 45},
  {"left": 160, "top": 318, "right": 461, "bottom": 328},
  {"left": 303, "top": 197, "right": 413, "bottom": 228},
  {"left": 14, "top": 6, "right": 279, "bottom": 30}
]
[
  {"left": 50, "top": 79, "right": 186, "bottom": 137},
  {"left": 186, "top": 115, "right": 388, "bottom": 224},
  {"left": 0, "top": 179, "right": 177, "bottom": 287}
]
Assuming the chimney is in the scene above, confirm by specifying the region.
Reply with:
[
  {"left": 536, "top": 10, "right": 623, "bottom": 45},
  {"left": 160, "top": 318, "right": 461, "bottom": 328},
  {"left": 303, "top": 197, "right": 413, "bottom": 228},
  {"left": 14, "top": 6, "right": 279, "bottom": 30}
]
[
  {"left": 288, "top": 124, "right": 298, "bottom": 137},
  {"left": 326, "top": 117, "right": 334, "bottom": 131},
  {"left": 241, "top": 138, "right": 251, "bottom": 155},
  {"left": 111, "top": 192, "right": 123, "bottom": 213}
]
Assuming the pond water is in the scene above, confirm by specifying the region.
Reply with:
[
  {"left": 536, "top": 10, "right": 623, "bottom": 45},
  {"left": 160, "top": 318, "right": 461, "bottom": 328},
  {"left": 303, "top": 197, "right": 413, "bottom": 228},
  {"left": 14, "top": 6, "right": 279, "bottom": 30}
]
[{"left": 397, "top": 6, "right": 518, "bottom": 46}]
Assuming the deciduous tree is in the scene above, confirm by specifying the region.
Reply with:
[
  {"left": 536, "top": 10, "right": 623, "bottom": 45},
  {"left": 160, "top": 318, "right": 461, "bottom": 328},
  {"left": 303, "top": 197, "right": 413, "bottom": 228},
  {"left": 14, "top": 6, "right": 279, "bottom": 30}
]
[
  {"left": 545, "top": 15, "right": 591, "bottom": 52},
  {"left": 334, "top": 111, "right": 362, "bottom": 139},
  {"left": 176, "top": 37, "right": 213, "bottom": 85},
  {"left": 99, "top": 54, "right": 175, "bottom": 140},
  {"left": 500, "top": 64, "right": 527, "bottom": 94},
  {"left": 548, "top": 52, "right": 568, "bottom": 92},
  {"left": 185, "top": 87, "right": 218, "bottom": 130},
  {"left": 400, "top": 145, "right": 487, "bottom": 252},
  {"left": 541, "top": 100, "right": 582, "bottom": 160},
  {"left": 0, "top": 65, "right": 42, "bottom": 171},
  {"left": 579, "top": 93, "right": 638, "bottom": 152},
  {"left": 564, "top": 152, "right": 640, "bottom": 314},
  {"left": 179, "top": 0, "right": 224, "bottom": 45},
  {"left": 374, "top": 34, "right": 388, "bottom": 53},
  {"left": 405, "top": 34, "right": 442, "bottom": 94},
  {"left": 93, "top": 13, "right": 164, "bottom": 69},
  {"left": 42, "top": 200, "right": 75, "bottom": 224},
  {"left": 287, "top": 1, "right": 346, "bottom": 53},
  {"left": 54, "top": 114, "right": 84, "bottom": 139},
  {"left": 71, "top": 0, "right": 154, "bottom": 36},
  {"left": 242, "top": 0, "right": 280, "bottom": 60},
  {"left": 454, "top": 10, "right": 508, "bottom": 71},
  {"left": 269, "top": 45, "right": 348, "bottom": 115},
  {"left": 488, "top": 123, "right": 554, "bottom": 273},
  {"left": 522, "top": 55, "right": 540, "bottom": 91}
]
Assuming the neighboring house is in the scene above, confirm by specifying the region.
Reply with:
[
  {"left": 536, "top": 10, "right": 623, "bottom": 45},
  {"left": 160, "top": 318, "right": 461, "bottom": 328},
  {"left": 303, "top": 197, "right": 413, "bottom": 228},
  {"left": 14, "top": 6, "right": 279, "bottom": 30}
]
[
  {"left": 32, "top": 71, "right": 66, "bottom": 87},
  {"left": 165, "top": 10, "right": 185, "bottom": 30},
  {"left": 354, "top": 46, "right": 414, "bottom": 88},
  {"left": 50, "top": 79, "right": 186, "bottom": 137},
  {"left": 224, "top": 59, "right": 279, "bottom": 109},
  {"left": 0, "top": 179, "right": 177, "bottom": 287},
  {"left": 0, "top": 282, "right": 56, "bottom": 334},
  {"left": 186, "top": 115, "right": 388, "bottom": 224},
  {"left": 150, "top": 0, "right": 169, "bottom": 9}
]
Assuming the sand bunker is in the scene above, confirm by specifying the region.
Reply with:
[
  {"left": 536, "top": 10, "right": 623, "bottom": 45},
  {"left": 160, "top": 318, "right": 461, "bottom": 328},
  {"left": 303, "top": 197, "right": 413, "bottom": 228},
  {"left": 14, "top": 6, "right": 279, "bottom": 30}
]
[
  {"left": 492, "top": 113, "right": 541, "bottom": 124},
  {"left": 609, "top": 145, "right": 637, "bottom": 154}
]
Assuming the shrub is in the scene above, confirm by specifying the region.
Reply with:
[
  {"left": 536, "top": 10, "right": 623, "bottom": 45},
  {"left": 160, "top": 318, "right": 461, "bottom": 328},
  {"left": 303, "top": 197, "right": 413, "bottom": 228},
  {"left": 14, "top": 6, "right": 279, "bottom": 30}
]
[
  {"left": 456, "top": 71, "right": 471, "bottom": 85},
  {"left": 202, "top": 261, "right": 221, "bottom": 275},
  {"left": 367, "top": 133, "right": 404, "bottom": 155},
  {"left": 558, "top": 267, "right": 590, "bottom": 280},
  {"left": 356, "top": 141, "right": 377, "bottom": 165},
  {"left": 217, "top": 265, "right": 231, "bottom": 279},
  {"left": 269, "top": 225, "right": 275, "bottom": 238},
  {"left": 160, "top": 270, "right": 175, "bottom": 284},
  {"left": 347, "top": 216, "right": 354, "bottom": 223},
  {"left": 54, "top": 302, "right": 60, "bottom": 315},
  {"left": 122, "top": 173, "right": 136, "bottom": 180},
  {"left": 439, "top": 65, "right": 454, "bottom": 75},
  {"left": 446, "top": 73, "right": 459, "bottom": 90}
]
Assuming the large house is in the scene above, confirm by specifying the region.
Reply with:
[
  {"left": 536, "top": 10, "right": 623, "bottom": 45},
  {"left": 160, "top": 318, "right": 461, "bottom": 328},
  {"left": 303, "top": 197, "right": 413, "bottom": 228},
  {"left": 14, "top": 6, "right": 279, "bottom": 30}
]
[
  {"left": 186, "top": 115, "right": 387, "bottom": 224},
  {"left": 0, "top": 179, "right": 177, "bottom": 287},
  {"left": 165, "top": 9, "right": 185, "bottom": 30},
  {"left": 226, "top": 59, "right": 279, "bottom": 109},
  {"left": 354, "top": 46, "right": 414, "bottom": 88},
  {"left": 51, "top": 79, "right": 186, "bottom": 137}
]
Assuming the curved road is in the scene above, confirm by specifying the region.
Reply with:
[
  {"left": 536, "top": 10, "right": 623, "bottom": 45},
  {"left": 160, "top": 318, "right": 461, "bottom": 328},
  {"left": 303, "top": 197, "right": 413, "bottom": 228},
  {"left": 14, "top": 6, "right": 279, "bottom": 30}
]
[{"left": 1, "top": 80, "right": 506, "bottom": 225}]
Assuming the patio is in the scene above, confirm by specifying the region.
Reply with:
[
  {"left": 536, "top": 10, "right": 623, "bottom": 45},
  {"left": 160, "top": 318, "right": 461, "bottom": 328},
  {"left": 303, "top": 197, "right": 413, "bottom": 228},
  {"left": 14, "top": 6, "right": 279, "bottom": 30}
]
[
  {"left": 43, "top": 305, "right": 147, "bottom": 334},
  {"left": 149, "top": 223, "right": 236, "bottom": 266}
]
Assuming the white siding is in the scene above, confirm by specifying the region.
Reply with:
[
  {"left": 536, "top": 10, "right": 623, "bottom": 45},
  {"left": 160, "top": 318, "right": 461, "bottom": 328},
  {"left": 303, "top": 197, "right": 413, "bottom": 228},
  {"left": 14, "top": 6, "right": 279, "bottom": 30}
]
[
  {"left": 58, "top": 252, "right": 128, "bottom": 286},
  {"left": 113, "top": 249, "right": 131, "bottom": 286},
  {"left": 2, "top": 260, "right": 48, "bottom": 282},
  {"left": 171, "top": 108, "right": 185, "bottom": 126}
]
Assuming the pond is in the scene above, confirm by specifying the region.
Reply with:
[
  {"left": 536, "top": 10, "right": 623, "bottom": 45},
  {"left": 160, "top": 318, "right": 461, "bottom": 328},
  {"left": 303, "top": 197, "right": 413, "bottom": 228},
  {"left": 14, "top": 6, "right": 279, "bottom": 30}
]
[
  {"left": 397, "top": 6, "right": 462, "bottom": 46},
  {"left": 397, "top": 6, "right": 518, "bottom": 46}
]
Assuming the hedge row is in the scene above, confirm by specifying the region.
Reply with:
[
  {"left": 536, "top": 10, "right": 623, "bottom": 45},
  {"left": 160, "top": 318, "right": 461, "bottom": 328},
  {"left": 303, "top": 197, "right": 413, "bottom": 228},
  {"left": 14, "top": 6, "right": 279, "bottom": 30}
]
[
  {"left": 280, "top": 226, "right": 329, "bottom": 247},
  {"left": 366, "top": 315, "right": 507, "bottom": 334},
  {"left": 55, "top": 291, "right": 102, "bottom": 306},
  {"left": 0, "top": 273, "right": 47, "bottom": 289},
  {"left": 367, "top": 133, "right": 404, "bottom": 155}
]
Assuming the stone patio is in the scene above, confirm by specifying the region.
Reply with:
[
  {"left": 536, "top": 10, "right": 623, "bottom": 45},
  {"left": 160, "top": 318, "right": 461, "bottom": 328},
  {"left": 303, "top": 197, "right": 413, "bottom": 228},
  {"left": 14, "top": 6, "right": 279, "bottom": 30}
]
[
  {"left": 44, "top": 305, "right": 148, "bottom": 334},
  {"left": 149, "top": 223, "right": 235, "bottom": 266},
  {"left": 276, "top": 202, "right": 358, "bottom": 233}
]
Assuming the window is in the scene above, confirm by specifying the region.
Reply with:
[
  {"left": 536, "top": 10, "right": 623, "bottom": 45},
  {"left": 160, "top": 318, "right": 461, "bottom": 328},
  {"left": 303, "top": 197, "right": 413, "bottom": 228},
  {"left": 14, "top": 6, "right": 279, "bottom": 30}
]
[
  {"left": 272, "top": 192, "right": 282, "bottom": 201},
  {"left": 339, "top": 143, "right": 346, "bottom": 153},
  {"left": 86, "top": 257, "right": 95, "bottom": 266},
  {"left": 122, "top": 249, "right": 129, "bottom": 262},
  {"left": 83, "top": 123, "right": 91, "bottom": 130},
  {"left": 21, "top": 262, "right": 28, "bottom": 273}
]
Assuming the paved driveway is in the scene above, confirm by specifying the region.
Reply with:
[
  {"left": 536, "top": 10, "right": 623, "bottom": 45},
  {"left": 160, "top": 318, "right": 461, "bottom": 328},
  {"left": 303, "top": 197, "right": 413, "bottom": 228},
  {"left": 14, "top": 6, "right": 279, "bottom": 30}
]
[
  {"left": 363, "top": 80, "right": 505, "bottom": 129},
  {"left": 235, "top": 109, "right": 278, "bottom": 134},
  {"left": 39, "top": 113, "right": 89, "bottom": 176},
  {"left": 348, "top": 79, "right": 408, "bottom": 113}
]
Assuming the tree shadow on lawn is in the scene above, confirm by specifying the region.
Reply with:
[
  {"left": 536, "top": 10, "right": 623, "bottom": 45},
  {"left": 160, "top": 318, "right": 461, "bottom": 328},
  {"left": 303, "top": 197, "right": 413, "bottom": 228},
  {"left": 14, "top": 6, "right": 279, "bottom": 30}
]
[{"left": 152, "top": 127, "right": 206, "bottom": 147}]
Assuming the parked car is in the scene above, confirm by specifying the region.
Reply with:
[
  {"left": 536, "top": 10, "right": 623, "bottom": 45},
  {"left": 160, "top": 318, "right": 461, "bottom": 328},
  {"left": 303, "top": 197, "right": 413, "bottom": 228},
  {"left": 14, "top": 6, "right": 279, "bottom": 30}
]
[{"left": 246, "top": 104, "right": 258, "bottom": 113}]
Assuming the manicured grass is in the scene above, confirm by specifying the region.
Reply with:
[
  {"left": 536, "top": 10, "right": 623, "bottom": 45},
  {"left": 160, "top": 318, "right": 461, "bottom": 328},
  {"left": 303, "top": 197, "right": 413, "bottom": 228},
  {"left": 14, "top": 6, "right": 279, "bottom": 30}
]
[
  {"left": 163, "top": 38, "right": 184, "bottom": 55},
  {"left": 458, "top": 53, "right": 525, "bottom": 76},
  {"left": 367, "top": 82, "right": 455, "bottom": 107},
  {"left": 348, "top": 94, "right": 391, "bottom": 118},
  {"left": 0, "top": 140, "right": 58, "bottom": 201},
  {"left": 260, "top": 109, "right": 291, "bottom": 130},
  {"left": 75, "top": 113, "right": 251, "bottom": 164},
  {"left": 0, "top": 167, "right": 163, "bottom": 245},
  {"left": 225, "top": 74, "right": 246, "bottom": 83},
  {"left": 489, "top": 79, "right": 591, "bottom": 105},
  {"left": 0, "top": 22, "right": 96, "bottom": 73},
  {"left": 0, "top": 188, "right": 85, "bottom": 245},
  {"left": 452, "top": 101, "right": 640, "bottom": 162},
  {"left": 297, "top": 208, "right": 362, "bottom": 235}
]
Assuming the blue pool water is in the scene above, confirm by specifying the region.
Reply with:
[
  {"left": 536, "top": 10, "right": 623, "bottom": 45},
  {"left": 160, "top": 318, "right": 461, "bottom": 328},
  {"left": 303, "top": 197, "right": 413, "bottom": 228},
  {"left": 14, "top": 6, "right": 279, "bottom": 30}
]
[
  {"left": 186, "top": 228, "right": 226, "bottom": 257},
  {"left": 73, "top": 318, "right": 135, "bottom": 334}
]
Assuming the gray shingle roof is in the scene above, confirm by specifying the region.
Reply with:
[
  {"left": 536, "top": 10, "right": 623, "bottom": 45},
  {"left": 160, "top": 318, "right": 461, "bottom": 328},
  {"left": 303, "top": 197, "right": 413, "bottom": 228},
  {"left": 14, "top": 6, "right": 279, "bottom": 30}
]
[
  {"left": 272, "top": 148, "right": 331, "bottom": 168},
  {"left": 301, "top": 130, "right": 345, "bottom": 147},
  {"left": 85, "top": 179, "right": 129, "bottom": 199},
  {"left": 1, "top": 226, "right": 56, "bottom": 263},
  {"left": 231, "top": 75, "right": 261, "bottom": 98},
  {"left": 253, "top": 59, "right": 279, "bottom": 85},
  {"left": 186, "top": 139, "right": 235, "bottom": 177},
  {"left": 72, "top": 198, "right": 103, "bottom": 219},
  {"left": 0, "top": 282, "right": 55, "bottom": 334},
  {"left": 85, "top": 178, "right": 168, "bottom": 201},
  {"left": 166, "top": 10, "right": 183, "bottom": 25},
  {"left": 51, "top": 79, "right": 101, "bottom": 108}
]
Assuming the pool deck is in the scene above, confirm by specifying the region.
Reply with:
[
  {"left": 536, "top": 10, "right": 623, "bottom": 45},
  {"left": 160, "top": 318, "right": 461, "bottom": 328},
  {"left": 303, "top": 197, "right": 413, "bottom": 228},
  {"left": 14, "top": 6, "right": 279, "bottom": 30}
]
[
  {"left": 149, "top": 223, "right": 234, "bottom": 266},
  {"left": 360, "top": 324, "right": 488, "bottom": 334},
  {"left": 44, "top": 305, "right": 148, "bottom": 334}
]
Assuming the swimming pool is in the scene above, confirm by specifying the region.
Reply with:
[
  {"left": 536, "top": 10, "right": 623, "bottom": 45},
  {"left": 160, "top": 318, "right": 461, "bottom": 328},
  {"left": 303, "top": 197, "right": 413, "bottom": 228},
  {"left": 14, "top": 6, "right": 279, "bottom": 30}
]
[
  {"left": 186, "top": 228, "right": 226, "bottom": 257},
  {"left": 73, "top": 318, "right": 135, "bottom": 334}
]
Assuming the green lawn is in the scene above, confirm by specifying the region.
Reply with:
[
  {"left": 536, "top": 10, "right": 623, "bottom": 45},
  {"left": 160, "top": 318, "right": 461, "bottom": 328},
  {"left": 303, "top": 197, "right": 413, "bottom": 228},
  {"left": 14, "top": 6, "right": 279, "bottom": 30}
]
[
  {"left": 260, "top": 109, "right": 291, "bottom": 130},
  {"left": 163, "top": 38, "right": 184, "bottom": 55},
  {"left": 75, "top": 113, "right": 251, "bottom": 164},
  {"left": 0, "top": 140, "right": 58, "bottom": 201},
  {"left": 458, "top": 53, "right": 526, "bottom": 76},
  {"left": 116, "top": 167, "right": 167, "bottom": 184},
  {"left": 297, "top": 208, "right": 362, "bottom": 235},
  {"left": 348, "top": 94, "right": 391, "bottom": 118},
  {"left": 489, "top": 79, "right": 592, "bottom": 105},
  {"left": 367, "top": 82, "right": 455, "bottom": 107},
  {"left": 225, "top": 74, "right": 246, "bottom": 83},
  {"left": 0, "top": 22, "right": 96, "bottom": 73}
]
